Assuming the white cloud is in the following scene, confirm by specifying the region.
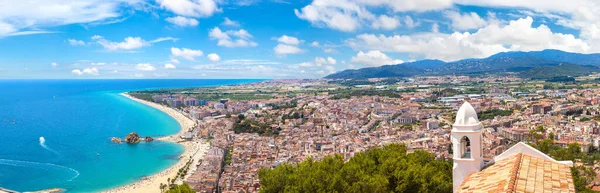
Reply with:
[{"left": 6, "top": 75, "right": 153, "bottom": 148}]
[
  {"left": 96, "top": 37, "right": 148, "bottom": 51},
  {"left": 209, "top": 27, "right": 258, "bottom": 47},
  {"left": 51, "top": 62, "right": 58, "bottom": 68},
  {"left": 93, "top": 36, "right": 177, "bottom": 51},
  {"left": 294, "top": 0, "right": 367, "bottom": 32},
  {"left": 298, "top": 62, "right": 313, "bottom": 67},
  {"left": 170, "top": 58, "right": 180, "bottom": 64},
  {"left": 220, "top": 59, "right": 281, "bottom": 65},
  {"left": 350, "top": 50, "right": 403, "bottom": 67},
  {"left": 371, "top": 15, "right": 400, "bottom": 30},
  {"left": 324, "top": 65, "right": 336, "bottom": 73},
  {"left": 431, "top": 23, "right": 439, "bottom": 33},
  {"left": 136, "top": 63, "right": 156, "bottom": 71},
  {"left": 156, "top": 0, "right": 220, "bottom": 17},
  {"left": 324, "top": 48, "right": 336, "bottom": 53},
  {"left": 311, "top": 41, "right": 320, "bottom": 47},
  {"left": 72, "top": 67, "right": 99, "bottom": 76},
  {"left": 91, "top": 35, "right": 103, "bottom": 40},
  {"left": 166, "top": 16, "right": 199, "bottom": 27},
  {"left": 222, "top": 17, "right": 240, "bottom": 27},
  {"left": 294, "top": 0, "right": 451, "bottom": 32},
  {"left": 171, "top": 47, "right": 203, "bottom": 60},
  {"left": 148, "top": 37, "right": 179, "bottom": 43},
  {"left": 444, "top": 11, "right": 487, "bottom": 30},
  {"left": 404, "top": 16, "right": 419, "bottom": 28},
  {"left": 207, "top": 53, "right": 221, "bottom": 62},
  {"left": 274, "top": 44, "right": 303, "bottom": 56},
  {"left": 358, "top": 0, "right": 453, "bottom": 12},
  {"left": 328, "top": 57, "right": 337, "bottom": 64},
  {"left": 165, "top": 63, "right": 177, "bottom": 69},
  {"left": 0, "top": 0, "right": 141, "bottom": 37},
  {"left": 277, "top": 35, "right": 301, "bottom": 45},
  {"left": 314, "top": 56, "right": 337, "bottom": 66},
  {"left": 346, "top": 17, "right": 591, "bottom": 61},
  {"left": 68, "top": 39, "right": 86, "bottom": 46}
]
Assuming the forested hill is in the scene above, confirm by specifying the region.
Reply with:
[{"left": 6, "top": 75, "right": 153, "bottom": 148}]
[
  {"left": 258, "top": 143, "right": 452, "bottom": 193},
  {"left": 325, "top": 49, "right": 600, "bottom": 79}
]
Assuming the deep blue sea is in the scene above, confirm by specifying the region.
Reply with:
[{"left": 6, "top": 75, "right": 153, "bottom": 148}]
[{"left": 0, "top": 79, "right": 261, "bottom": 192}]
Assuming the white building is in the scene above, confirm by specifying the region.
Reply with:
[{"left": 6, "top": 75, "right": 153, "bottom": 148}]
[
  {"left": 451, "top": 101, "right": 485, "bottom": 191},
  {"left": 452, "top": 102, "right": 575, "bottom": 192}
]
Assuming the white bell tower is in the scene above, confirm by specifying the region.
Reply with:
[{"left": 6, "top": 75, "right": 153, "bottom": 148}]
[{"left": 452, "top": 101, "right": 484, "bottom": 192}]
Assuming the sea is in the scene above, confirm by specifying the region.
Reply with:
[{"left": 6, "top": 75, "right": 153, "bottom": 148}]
[{"left": 0, "top": 79, "right": 261, "bottom": 192}]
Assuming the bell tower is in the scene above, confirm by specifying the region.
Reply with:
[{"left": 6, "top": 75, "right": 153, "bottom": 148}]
[{"left": 452, "top": 101, "right": 484, "bottom": 192}]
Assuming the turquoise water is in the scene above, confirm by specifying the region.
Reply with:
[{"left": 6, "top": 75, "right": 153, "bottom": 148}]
[{"left": 0, "top": 79, "right": 261, "bottom": 192}]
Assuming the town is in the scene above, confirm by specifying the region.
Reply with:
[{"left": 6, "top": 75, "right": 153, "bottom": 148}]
[{"left": 129, "top": 74, "right": 600, "bottom": 192}]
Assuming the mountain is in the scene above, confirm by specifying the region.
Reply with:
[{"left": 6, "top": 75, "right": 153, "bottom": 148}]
[
  {"left": 433, "top": 55, "right": 559, "bottom": 74},
  {"left": 526, "top": 49, "right": 600, "bottom": 66},
  {"left": 519, "top": 63, "right": 600, "bottom": 79},
  {"left": 404, "top": 59, "right": 446, "bottom": 69},
  {"left": 325, "top": 49, "right": 600, "bottom": 79},
  {"left": 324, "top": 64, "right": 424, "bottom": 79}
]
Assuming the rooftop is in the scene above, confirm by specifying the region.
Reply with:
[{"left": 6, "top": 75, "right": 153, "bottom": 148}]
[{"left": 457, "top": 153, "right": 575, "bottom": 193}]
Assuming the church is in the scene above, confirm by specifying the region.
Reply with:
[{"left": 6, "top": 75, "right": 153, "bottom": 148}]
[{"left": 452, "top": 102, "right": 576, "bottom": 192}]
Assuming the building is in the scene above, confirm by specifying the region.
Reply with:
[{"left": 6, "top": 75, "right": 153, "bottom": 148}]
[
  {"left": 452, "top": 102, "right": 575, "bottom": 192},
  {"left": 184, "top": 97, "right": 198, "bottom": 106}
]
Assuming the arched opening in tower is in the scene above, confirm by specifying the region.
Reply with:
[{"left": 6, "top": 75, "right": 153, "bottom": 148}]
[{"left": 460, "top": 136, "right": 471, "bottom": 158}]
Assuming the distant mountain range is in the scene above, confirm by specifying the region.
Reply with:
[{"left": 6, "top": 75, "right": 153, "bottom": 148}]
[{"left": 325, "top": 49, "right": 600, "bottom": 79}]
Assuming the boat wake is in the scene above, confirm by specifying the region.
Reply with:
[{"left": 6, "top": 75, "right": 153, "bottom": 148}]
[
  {"left": 39, "top": 136, "right": 59, "bottom": 155},
  {"left": 0, "top": 158, "right": 80, "bottom": 181}
]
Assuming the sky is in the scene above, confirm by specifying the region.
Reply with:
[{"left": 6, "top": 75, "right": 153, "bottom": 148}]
[{"left": 1, "top": 0, "right": 600, "bottom": 79}]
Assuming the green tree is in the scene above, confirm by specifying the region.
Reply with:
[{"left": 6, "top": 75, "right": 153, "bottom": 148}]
[
  {"left": 237, "top": 114, "right": 246, "bottom": 120},
  {"left": 258, "top": 144, "right": 452, "bottom": 193},
  {"left": 165, "top": 183, "right": 195, "bottom": 193}
]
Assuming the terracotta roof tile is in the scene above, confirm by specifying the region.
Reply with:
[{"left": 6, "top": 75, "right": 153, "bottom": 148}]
[{"left": 457, "top": 153, "right": 575, "bottom": 193}]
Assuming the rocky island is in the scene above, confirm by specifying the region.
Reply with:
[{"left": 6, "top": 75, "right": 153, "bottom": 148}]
[{"left": 110, "top": 132, "right": 154, "bottom": 144}]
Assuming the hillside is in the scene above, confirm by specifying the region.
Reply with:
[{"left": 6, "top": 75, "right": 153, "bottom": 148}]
[
  {"left": 325, "top": 49, "right": 600, "bottom": 79},
  {"left": 324, "top": 64, "right": 424, "bottom": 79},
  {"left": 519, "top": 63, "right": 600, "bottom": 79},
  {"left": 433, "top": 55, "right": 559, "bottom": 74}
]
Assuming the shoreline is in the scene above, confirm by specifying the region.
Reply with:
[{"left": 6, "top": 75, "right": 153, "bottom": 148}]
[{"left": 101, "top": 93, "right": 209, "bottom": 193}]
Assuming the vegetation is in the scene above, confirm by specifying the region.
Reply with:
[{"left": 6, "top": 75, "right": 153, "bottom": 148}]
[
  {"left": 224, "top": 146, "right": 233, "bottom": 166},
  {"left": 566, "top": 109, "right": 584, "bottom": 116},
  {"left": 368, "top": 120, "right": 381, "bottom": 131},
  {"left": 329, "top": 78, "right": 404, "bottom": 86},
  {"left": 325, "top": 64, "right": 424, "bottom": 79},
  {"left": 432, "top": 88, "right": 461, "bottom": 97},
  {"left": 477, "top": 109, "right": 513, "bottom": 120},
  {"left": 330, "top": 89, "right": 401, "bottom": 99},
  {"left": 232, "top": 119, "right": 278, "bottom": 136},
  {"left": 258, "top": 143, "right": 452, "bottom": 193},
  {"left": 520, "top": 63, "right": 598, "bottom": 80},
  {"left": 270, "top": 100, "right": 298, "bottom": 109},
  {"left": 530, "top": 139, "right": 599, "bottom": 192},
  {"left": 164, "top": 183, "right": 195, "bottom": 193}
]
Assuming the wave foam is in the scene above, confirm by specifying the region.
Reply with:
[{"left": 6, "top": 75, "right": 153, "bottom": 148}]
[{"left": 0, "top": 159, "right": 80, "bottom": 181}]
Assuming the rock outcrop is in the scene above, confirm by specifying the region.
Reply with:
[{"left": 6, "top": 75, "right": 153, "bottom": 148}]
[
  {"left": 144, "top": 136, "right": 154, "bottom": 142},
  {"left": 125, "top": 132, "right": 141, "bottom": 144},
  {"left": 110, "top": 137, "right": 122, "bottom": 144}
]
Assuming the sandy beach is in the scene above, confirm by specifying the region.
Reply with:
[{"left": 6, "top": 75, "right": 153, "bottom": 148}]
[{"left": 101, "top": 93, "right": 210, "bottom": 193}]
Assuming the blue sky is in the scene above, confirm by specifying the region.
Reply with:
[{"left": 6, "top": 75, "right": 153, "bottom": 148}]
[{"left": 0, "top": 0, "right": 599, "bottom": 79}]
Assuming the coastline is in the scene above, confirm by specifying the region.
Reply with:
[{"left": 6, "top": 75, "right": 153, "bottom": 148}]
[{"left": 102, "top": 93, "right": 209, "bottom": 193}]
